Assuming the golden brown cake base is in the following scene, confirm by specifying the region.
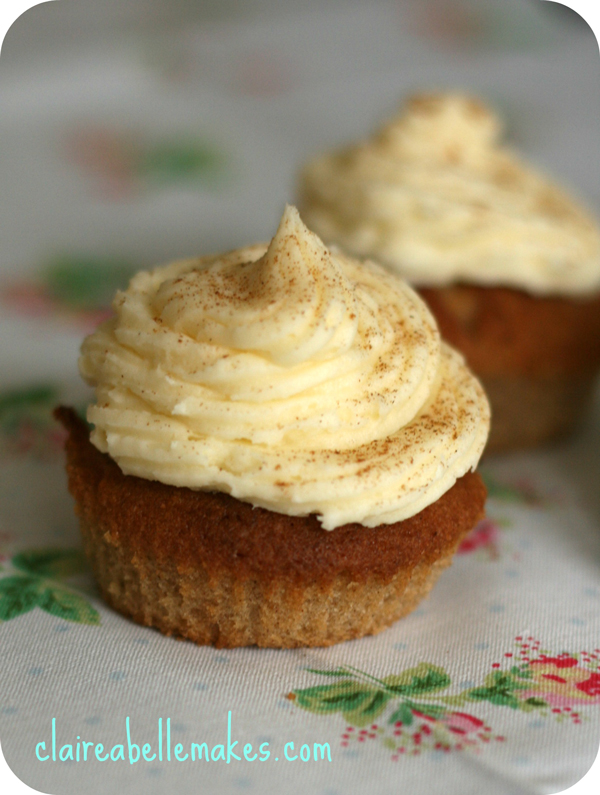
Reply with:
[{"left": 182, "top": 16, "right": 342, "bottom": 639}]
[
  {"left": 419, "top": 285, "right": 600, "bottom": 453},
  {"left": 80, "top": 515, "right": 457, "bottom": 647},
  {"left": 56, "top": 408, "right": 486, "bottom": 648}
]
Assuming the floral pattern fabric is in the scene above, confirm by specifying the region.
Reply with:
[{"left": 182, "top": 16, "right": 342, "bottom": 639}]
[
  {"left": 1, "top": 3, "right": 600, "bottom": 794},
  {"left": 1, "top": 394, "right": 599, "bottom": 793}
]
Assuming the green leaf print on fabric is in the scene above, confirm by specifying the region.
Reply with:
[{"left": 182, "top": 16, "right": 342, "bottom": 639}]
[
  {"left": 0, "top": 547, "right": 100, "bottom": 627},
  {"left": 465, "top": 671, "right": 531, "bottom": 709},
  {"left": 305, "top": 667, "right": 350, "bottom": 678},
  {"left": 292, "top": 681, "right": 391, "bottom": 727},
  {"left": 66, "top": 126, "right": 229, "bottom": 197},
  {"left": 383, "top": 663, "right": 451, "bottom": 696},
  {"left": 480, "top": 469, "right": 560, "bottom": 508},
  {"left": 0, "top": 576, "right": 42, "bottom": 621},
  {"left": 388, "top": 702, "right": 415, "bottom": 727},
  {"left": 343, "top": 690, "right": 391, "bottom": 727},
  {"left": 0, "top": 385, "right": 59, "bottom": 441},
  {"left": 44, "top": 255, "right": 137, "bottom": 310},
  {"left": 13, "top": 548, "right": 88, "bottom": 579},
  {"left": 291, "top": 664, "right": 454, "bottom": 732},
  {"left": 142, "top": 139, "right": 226, "bottom": 187},
  {"left": 0, "top": 385, "right": 59, "bottom": 416},
  {"left": 290, "top": 639, "right": 600, "bottom": 759},
  {"left": 37, "top": 585, "right": 100, "bottom": 626}
]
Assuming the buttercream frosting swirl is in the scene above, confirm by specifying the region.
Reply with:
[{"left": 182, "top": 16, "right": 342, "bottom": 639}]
[
  {"left": 79, "top": 205, "right": 489, "bottom": 529},
  {"left": 299, "top": 93, "right": 600, "bottom": 296}
]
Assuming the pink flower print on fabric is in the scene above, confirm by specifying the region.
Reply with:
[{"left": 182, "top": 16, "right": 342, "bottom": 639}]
[
  {"left": 458, "top": 518, "right": 501, "bottom": 558},
  {"left": 441, "top": 711, "right": 485, "bottom": 735},
  {"left": 519, "top": 656, "right": 600, "bottom": 709}
]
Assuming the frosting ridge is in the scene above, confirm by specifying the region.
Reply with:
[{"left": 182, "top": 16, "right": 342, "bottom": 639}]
[
  {"left": 299, "top": 93, "right": 600, "bottom": 296},
  {"left": 80, "top": 205, "right": 489, "bottom": 529}
]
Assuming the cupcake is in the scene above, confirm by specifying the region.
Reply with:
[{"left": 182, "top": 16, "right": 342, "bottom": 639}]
[
  {"left": 299, "top": 93, "right": 600, "bottom": 453},
  {"left": 57, "top": 205, "right": 489, "bottom": 648}
]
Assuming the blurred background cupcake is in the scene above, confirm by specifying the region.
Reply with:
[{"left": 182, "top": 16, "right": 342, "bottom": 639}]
[
  {"left": 2, "top": 0, "right": 599, "bottom": 447},
  {"left": 298, "top": 92, "right": 600, "bottom": 453}
]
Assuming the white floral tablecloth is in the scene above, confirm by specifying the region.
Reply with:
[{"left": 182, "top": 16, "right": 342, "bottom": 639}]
[{"left": 1, "top": 2, "right": 600, "bottom": 793}]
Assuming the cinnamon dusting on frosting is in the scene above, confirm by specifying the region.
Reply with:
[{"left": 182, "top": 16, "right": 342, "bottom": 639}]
[{"left": 79, "top": 206, "right": 489, "bottom": 529}]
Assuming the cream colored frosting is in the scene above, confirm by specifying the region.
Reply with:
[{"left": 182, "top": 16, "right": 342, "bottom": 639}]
[
  {"left": 79, "top": 205, "right": 489, "bottom": 530},
  {"left": 300, "top": 93, "right": 600, "bottom": 296}
]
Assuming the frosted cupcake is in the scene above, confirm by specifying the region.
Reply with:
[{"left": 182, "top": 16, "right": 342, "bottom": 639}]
[
  {"left": 299, "top": 93, "right": 600, "bottom": 452},
  {"left": 58, "top": 206, "right": 489, "bottom": 647}
]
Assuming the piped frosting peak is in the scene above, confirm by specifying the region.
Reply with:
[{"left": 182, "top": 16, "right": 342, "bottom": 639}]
[{"left": 80, "top": 205, "right": 489, "bottom": 529}]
